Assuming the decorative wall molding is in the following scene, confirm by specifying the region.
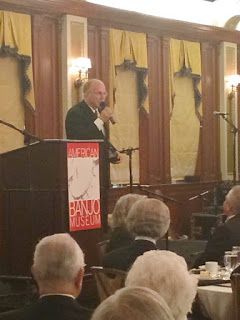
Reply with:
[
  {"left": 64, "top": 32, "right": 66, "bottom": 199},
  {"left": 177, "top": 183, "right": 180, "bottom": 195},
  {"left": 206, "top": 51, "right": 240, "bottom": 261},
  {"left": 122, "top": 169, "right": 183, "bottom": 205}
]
[
  {"left": 61, "top": 14, "right": 88, "bottom": 138},
  {"left": 219, "top": 42, "right": 239, "bottom": 181}
]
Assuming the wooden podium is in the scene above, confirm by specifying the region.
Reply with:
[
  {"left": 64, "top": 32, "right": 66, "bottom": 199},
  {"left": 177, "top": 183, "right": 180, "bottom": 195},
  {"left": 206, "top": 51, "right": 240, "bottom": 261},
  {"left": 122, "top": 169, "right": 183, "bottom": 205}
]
[{"left": 0, "top": 139, "right": 105, "bottom": 275}]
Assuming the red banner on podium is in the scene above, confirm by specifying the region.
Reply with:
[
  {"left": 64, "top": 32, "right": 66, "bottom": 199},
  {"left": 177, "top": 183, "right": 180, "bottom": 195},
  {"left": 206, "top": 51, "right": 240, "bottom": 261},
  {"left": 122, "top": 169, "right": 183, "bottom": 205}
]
[{"left": 67, "top": 142, "right": 101, "bottom": 231}]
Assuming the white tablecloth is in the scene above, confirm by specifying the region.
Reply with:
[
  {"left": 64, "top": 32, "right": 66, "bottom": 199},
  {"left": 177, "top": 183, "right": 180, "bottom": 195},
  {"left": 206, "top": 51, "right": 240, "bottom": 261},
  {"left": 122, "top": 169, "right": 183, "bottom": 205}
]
[{"left": 198, "top": 285, "right": 233, "bottom": 320}]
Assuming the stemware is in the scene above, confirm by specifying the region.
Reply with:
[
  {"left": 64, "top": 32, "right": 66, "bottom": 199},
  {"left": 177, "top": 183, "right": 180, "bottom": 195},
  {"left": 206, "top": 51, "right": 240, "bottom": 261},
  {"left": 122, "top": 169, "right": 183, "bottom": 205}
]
[
  {"left": 224, "top": 251, "right": 238, "bottom": 273},
  {"left": 232, "top": 246, "right": 240, "bottom": 266}
]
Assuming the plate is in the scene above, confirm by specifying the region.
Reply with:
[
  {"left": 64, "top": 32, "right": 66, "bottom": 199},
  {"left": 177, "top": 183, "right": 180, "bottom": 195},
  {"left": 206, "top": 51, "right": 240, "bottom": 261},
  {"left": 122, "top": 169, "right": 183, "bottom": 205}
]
[
  {"left": 198, "top": 278, "right": 230, "bottom": 286},
  {"left": 199, "top": 276, "right": 218, "bottom": 280}
]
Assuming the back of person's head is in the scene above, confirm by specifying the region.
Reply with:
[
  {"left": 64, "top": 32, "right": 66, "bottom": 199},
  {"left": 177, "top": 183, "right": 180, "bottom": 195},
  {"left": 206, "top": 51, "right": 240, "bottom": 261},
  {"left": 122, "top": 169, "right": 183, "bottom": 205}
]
[
  {"left": 226, "top": 185, "right": 240, "bottom": 214},
  {"left": 91, "top": 286, "right": 174, "bottom": 320},
  {"left": 126, "top": 198, "right": 170, "bottom": 239},
  {"left": 126, "top": 250, "right": 197, "bottom": 320},
  {"left": 32, "top": 233, "right": 85, "bottom": 284},
  {"left": 112, "top": 193, "right": 147, "bottom": 228}
]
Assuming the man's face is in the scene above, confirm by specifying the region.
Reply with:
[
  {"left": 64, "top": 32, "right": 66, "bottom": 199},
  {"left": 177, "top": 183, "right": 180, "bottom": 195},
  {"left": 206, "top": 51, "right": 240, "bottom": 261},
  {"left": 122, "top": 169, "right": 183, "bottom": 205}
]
[{"left": 85, "top": 81, "right": 107, "bottom": 110}]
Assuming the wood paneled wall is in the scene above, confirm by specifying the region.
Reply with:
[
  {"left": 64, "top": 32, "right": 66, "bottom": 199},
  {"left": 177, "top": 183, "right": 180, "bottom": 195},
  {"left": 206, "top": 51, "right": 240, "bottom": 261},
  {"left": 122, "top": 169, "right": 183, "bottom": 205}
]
[
  {"left": 201, "top": 42, "right": 221, "bottom": 181},
  {"left": 31, "top": 14, "right": 61, "bottom": 138},
  {"left": 0, "top": 0, "right": 239, "bottom": 236}
]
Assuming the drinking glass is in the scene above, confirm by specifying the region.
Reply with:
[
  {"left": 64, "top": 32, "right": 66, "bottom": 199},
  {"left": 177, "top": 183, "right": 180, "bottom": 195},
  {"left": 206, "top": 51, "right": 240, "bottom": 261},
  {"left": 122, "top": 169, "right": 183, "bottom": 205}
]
[
  {"left": 232, "top": 246, "right": 240, "bottom": 266},
  {"left": 224, "top": 251, "right": 238, "bottom": 273}
]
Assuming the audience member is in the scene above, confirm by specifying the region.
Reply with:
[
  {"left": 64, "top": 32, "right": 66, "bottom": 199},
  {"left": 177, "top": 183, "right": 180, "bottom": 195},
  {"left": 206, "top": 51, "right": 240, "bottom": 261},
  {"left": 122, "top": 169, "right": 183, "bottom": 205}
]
[
  {"left": 107, "top": 193, "right": 147, "bottom": 252},
  {"left": 194, "top": 185, "right": 240, "bottom": 267},
  {"left": 0, "top": 233, "right": 91, "bottom": 320},
  {"left": 91, "top": 286, "right": 174, "bottom": 320},
  {"left": 103, "top": 198, "right": 170, "bottom": 271},
  {"left": 126, "top": 250, "right": 197, "bottom": 320}
]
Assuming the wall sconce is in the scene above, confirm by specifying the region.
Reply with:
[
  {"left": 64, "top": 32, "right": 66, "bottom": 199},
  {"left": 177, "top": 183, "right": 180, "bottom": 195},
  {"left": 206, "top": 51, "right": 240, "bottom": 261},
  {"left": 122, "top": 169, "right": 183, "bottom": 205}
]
[
  {"left": 72, "top": 57, "right": 92, "bottom": 88},
  {"left": 227, "top": 74, "right": 240, "bottom": 101}
]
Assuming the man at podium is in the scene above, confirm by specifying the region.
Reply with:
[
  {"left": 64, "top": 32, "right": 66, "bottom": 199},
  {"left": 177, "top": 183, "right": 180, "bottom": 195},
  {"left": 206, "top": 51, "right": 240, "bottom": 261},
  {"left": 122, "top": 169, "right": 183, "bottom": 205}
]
[
  {"left": 65, "top": 79, "right": 119, "bottom": 164},
  {"left": 65, "top": 79, "right": 119, "bottom": 231},
  {"left": 65, "top": 79, "right": 114, "bottom": 141}
]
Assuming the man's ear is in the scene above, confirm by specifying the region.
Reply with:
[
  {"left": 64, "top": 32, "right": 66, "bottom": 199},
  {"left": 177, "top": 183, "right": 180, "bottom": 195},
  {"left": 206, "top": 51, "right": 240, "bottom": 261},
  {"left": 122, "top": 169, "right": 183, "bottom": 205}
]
[
  {"left": 74, "top": 267, "right": 84, "bottom": 291},
  {"left": 225, "top": 201, "right": 233, "bottom": 215}
]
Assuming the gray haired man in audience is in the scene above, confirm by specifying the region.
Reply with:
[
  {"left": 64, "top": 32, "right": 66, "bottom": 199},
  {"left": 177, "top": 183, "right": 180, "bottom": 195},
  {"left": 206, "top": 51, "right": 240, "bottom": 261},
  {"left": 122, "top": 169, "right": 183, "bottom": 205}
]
[
  {"left": 107, "top": 193, "right": 147, "bottom": 252},
  {"left": 0, "top": 233, "right": 91, "bottom": 320},
  {"left": 91, "top": 286, "right": 174, "bottom": 320},
  {"left": 194, "top": 185, "right": 240, "bottom": 267},
  {"left": 103, "top": 198, "right": 170, "bottom": 271},
  {"left": 126, "top": 250, "right": 197, "bottom": 320}
]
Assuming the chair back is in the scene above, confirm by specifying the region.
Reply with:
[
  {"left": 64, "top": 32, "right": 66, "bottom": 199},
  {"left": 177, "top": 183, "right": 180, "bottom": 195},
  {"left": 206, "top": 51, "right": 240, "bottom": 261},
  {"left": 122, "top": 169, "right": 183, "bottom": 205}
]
[
  {"left": 91, "top": 266, "right": 127, "bottom": 302},
  {"left": 96, "top": 240, "right": 109, "bottom": 264},
  {"left": 231, "top": 273, "right": 240, "bottom": 320},
  {"left": 0, "top": 275, "right": 38, "bottom": 312}
]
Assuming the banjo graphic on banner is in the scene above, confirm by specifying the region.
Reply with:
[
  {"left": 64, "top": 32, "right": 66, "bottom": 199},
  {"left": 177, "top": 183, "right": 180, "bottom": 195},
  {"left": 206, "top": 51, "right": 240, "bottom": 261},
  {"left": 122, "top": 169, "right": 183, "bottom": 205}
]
[{"left": 67, "top": 142, "right": 101, "bottom": 231}]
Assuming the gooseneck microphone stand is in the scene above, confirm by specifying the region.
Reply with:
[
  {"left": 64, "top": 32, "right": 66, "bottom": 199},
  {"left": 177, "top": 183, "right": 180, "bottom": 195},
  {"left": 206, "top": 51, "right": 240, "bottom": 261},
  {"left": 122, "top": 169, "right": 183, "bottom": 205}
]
[
  {"left": 220, "top": 114, "right": 240, "bottom": 185},
  {"left": 0, "top": 119, "right": 42, "bottom": 143},
  {"left": 119, "top": 147, "right": 139, "bottom": 193},
  {"left": 188, "top": 189, "right": 213, "bottom": 213}
]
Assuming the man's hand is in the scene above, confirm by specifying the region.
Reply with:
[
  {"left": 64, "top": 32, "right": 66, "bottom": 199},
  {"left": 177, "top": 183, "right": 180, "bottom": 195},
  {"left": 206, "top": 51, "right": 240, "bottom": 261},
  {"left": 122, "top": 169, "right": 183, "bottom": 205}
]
[{"left": 99, "top": 107, "right": 114, "bottom": 123}]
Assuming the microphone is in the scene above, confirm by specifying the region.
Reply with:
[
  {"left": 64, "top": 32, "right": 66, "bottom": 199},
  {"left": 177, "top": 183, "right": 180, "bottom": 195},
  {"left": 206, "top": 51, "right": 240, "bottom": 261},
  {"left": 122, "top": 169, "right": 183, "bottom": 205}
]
[
  {"left": 213, "top": 111, "right": 229, "bottom": 116},
  {"left": 99, "top": 101, "right": 116, "bottom": 125}
]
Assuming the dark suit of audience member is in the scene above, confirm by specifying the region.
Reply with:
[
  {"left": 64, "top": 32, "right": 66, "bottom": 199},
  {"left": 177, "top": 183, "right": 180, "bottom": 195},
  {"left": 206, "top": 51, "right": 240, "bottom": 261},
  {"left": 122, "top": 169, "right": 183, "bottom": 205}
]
[
  {"left": 194, "top": 185, "right": 240, "bottom": 267},
  {"left": 107, "top": 226, "right": 134, "bottom": 252},
  {"left": 0, "top": 234, "right": 91, "bottom": 320},
  {"left": 103, "top": 198, "right": 170, "bottom": 271},
  {"left": 0, "top": 295, "right": 90, "bottom": 320},
  {"left": 195, "top": 213, "right": 240, "bottom": 267},
  {"left": 103, "top": 239, "right": 157, "bottom": 271}
]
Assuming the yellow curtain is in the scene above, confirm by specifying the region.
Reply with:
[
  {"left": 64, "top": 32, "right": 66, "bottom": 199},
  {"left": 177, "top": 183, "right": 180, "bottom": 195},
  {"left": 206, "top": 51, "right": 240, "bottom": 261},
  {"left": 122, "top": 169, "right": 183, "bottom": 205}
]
[
  {"left": 110, "top": 69, "right": 139, "bottom": 184},
  {"left": 109, "top": 28, "right": 149, "bottom": 113},
  {"left": 0, "top": 10, "right": 35, "bottom": 109},
  {"left": 170, "top": 38, "right": 202, "bottom": 180},
  {"left": 0, "top": 57, "right": 24, "bottom": 153},
  {"left": 109, "top": 28, "right": 148, "bottom": 184}
]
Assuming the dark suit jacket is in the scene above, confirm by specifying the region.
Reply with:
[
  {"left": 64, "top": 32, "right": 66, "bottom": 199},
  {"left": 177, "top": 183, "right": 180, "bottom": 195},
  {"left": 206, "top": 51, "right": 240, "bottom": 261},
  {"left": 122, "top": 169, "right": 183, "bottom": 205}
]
[
  {"left": 103, "top": 239, "right": 158, "bottom": 271},
  {"left": 65, "top": 99, "right": 110, "bottom": 187},
  {"left": 65, "top": 100, "right": 105, "bottom": 140},
  {"left": 65, "top": 100, "right": 111, "bottom": 231},
  {"left": 194, "top": 214, "right": 240, "bottom": 267},
  {"left": 0, "top": 295, "right": 91, "bottom": 320},
  {"left": 107, "top": 227, "right": 134, "bottom": 253}
]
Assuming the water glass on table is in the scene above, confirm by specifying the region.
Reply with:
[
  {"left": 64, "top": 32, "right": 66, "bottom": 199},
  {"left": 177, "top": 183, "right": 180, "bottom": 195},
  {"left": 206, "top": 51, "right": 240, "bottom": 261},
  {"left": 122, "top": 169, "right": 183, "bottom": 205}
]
[
  {"left": 232, "top": 246, "right": 240, "bottom": 266},
  {"left": 224, "top": 251, "right": 238, "bottom": 274}
]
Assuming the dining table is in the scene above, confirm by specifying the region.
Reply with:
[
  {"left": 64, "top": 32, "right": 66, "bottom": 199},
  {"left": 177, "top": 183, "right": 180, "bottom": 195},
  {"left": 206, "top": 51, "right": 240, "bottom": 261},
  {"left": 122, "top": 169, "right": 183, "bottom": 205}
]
[{"left": 197, "top": 283, "right": 233, "bottom": 320}]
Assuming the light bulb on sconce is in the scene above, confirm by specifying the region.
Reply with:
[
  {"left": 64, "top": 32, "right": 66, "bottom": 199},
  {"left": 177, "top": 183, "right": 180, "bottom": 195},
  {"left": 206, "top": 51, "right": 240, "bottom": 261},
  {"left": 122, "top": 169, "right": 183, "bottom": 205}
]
[
  {"left": 72, "top": 57, "right": 92, "bottom": 88},
  {"left": 227, "top": 74, "right": 240, "bottom": 101}
]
